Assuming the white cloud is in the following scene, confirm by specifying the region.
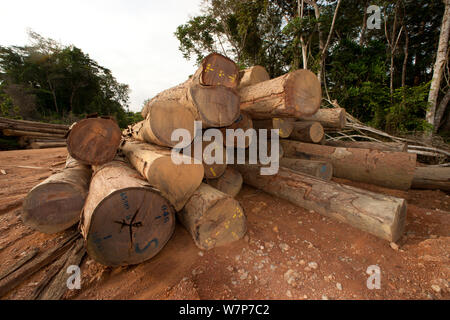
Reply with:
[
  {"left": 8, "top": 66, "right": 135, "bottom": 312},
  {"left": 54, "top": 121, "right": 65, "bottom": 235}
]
[{"left": 0, "top": 0, "right": 203, "bottom": 112}]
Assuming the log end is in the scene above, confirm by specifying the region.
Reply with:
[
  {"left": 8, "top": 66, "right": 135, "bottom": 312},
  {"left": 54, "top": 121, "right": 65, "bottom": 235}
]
[
  {"left": 200, "top": 53, "right": 239, "bottom": 88},
  {"left": 309, "top": 122, "right": 325, "bottom": 143},
  {"left": 285, "top": 69, "right": 322, "bottom": 117}
]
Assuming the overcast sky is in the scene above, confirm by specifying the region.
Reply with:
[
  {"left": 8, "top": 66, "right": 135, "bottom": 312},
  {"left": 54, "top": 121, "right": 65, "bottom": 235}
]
[{"left": 0, "top": 0, "right": 203, "bottom": 112}]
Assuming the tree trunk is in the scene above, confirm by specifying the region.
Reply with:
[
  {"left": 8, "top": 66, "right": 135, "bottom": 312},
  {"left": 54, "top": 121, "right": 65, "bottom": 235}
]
[
  {"left": 297, "top": 107, "right": 346, "bottom": 129},
  {"left": 119, "top": 139, "right": 204, "bottom": 211},
  {"left": 29, "top": 141, "right": 66, "bottom": 149},
  {"left": 219, "top": 112, "right": 254, "bottom": 148},
  {"left": 179, "top": 183, "right": 246, "bottom": 250},
  {"left": 290, "top": 121, "right": 324, "bottom": 143},
  {"left": 0, "top": 117, "right": 69, "bottom": 130},
  {"left": 280, "top": 140, "right": 416, "bottom": 190},
  {"left": 67, "top": 117, "right": 122, "bottom": 165},
  {"left": 435, "top": 88, "right": 450, "bottom": 131},
  {"left": 426, "top": 0, "right": 450, "bottom": 130},
  {"left": 81, "top": 158, "right": 176, "bottom": 267},
  {"left": 401, "top": 29, "right": 409, "bottom": 88},
  {"left": 325, "top": 140, "right": 408, "bottom": 152},
  {"left": 411, "top": 166, "right": 450, "bottom": 192},
  {"left": 280, "top": 158, "right": 332, "bottom": 181},
  {"left": 206, "top": 167, "right": 243, "bottom": 197},
  {"left": 22, "top": 156, "right": 91, "bottom": 234},
  {"left": 239, "top": 69, "right": 321, "bottom": 119},
  {"left": 2, "top": 129, "right": 65, "bottom": 139},
  {"left": 234, "top": 165, "right": 407, "bottom": 242},
  {"left": 141, "top": 53, "right": 240, "bottom": 129},
  {"left": 238, "top": 66, "right": 270, "bottom": 89},
  {"left": 252, "top": 118, "right": 296, "bottom": 138}
]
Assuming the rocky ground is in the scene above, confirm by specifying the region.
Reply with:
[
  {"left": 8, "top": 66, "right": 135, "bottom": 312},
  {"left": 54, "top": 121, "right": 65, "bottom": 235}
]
[{"left": 0, "top": 148, "right": 448, "bottom": 300}]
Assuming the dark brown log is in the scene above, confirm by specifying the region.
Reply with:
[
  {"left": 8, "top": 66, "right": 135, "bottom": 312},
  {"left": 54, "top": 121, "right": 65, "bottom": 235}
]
[
  {"left": 141, "top": 53, "right": 240, "bottom": 129},
  {"left": 238, "top": 65, "right": 270, "bottom": 89},
  {"left": 81, "top": 158, "right": 176, "bottom": 267},
  {"left": 280, "top": 158, "right": 333, "bottom": 181},
  {"left": 325, "top": 140, "right": 408, "bottom": 152},
  {"left": 234, "top": 165, "right": 407, "bottom": 242},
  {"left": 219, "top": 112, "right": 254, "bottom": 148},
  {"left": 67, "top": 117, "right": 121, "bottom": 165},
  {"left": 22, "top": 156, "right": 91, "bottom": 234},
  {"left": 119, "top": 139, "right": 204, "bottom": 211},
  {"left": 252, "top": 118, "right": 296, "bottom": 138},
  {"left": 298, "top": 108, "right": 346, "bottom": 129},
  {"left": 179, "top": 183, "right": 247, "bottom": 250},
  {"left": 239, "top": 69, "right": 321, "bottom": 119},
  {"left": 280, "top": 140, "right": 416, "bottom": 190},
  {"left": 290, "top": 121, "right": 324, "bottom": 143},
  {"left": 411, "top": 167, "right": 450, "bottom": 192},
  {"left": 206, "top": 167, "right": 243, "bottom": 197}
]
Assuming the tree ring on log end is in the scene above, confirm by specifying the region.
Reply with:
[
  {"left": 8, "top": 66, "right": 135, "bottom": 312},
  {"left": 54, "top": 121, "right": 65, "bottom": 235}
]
[
  {"left": 200, "top": 53, "right": 239, "bottom": 88},
  {"left": 85, "top": 187, "right": 175, "bottom": 267},
  {"left": 310, "top": 122, "right": 325, "bottom": 143},
  {"left": 285, "top": 69, "right": 322, "bottom": 117}
]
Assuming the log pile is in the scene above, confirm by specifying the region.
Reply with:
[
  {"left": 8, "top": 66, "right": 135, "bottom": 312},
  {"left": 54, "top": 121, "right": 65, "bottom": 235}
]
[
  {"left": 16, "top": 55, "right": 449, "bottom": 282},
  {"left": 0, "top": 117, "right": 68, "bottom": 149}
]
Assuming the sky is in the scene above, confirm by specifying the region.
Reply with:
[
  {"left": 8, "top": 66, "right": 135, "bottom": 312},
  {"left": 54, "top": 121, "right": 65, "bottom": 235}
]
[{"left": 0, "top": 0, "right": 204, "bottom": 112}]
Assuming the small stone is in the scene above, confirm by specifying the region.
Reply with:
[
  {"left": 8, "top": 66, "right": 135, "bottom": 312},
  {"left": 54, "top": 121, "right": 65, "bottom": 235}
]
[
  {"left": 279, "top": 243, "right": 290, "bottom": 252},
  {"left": 304, "top": 266, "right": 311, "bottom": 272},
  {"left": 390, "top": 242, "right": 399, "bottom": 251},
  {"left": 321, "top": 295, "right": 329, "bottom": 300},
  {"left": 308, "top": 262, "right": 318, "bottom": 269},
  {"left": 198, "top": 251, "right": 204, "bottom": 257},
  {"left": 425, "top": 212, "right": 432, "bottom": 216},
  {"left": 273, "top": 226, "right": 279, "bottom": 233},
  {"left": 299, "top": 259, "right": 305, "bottom": 265},
  {"left": 270, "top": 265, "right": 277, "bottom": 271},
  {"left": 235, "top": 255, "right": 240, "bottom": 261},
  {"left": 244, "top": 235, "right": 250, "bottom": 243},
  {"left": 286, "top": 290, "right": 292, "bottom": 298},
  {"left": 226, "top": 266, "right": 233, "bottom": 272},
  {"left": 298, "top": 220, "right": 303, "bottom": 225},
  {"left": 431, "top": 285, "right": 441, "bottom": 293},
  {"left": 336, "top": 282, "right": 342, "bottom": 291},
  {"left": 284, "top": 269, "right": 299, "bottom": 286}
]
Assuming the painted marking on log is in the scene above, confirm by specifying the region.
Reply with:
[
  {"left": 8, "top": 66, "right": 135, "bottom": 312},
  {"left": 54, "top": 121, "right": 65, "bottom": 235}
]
[
  {"left": 210, "top": 167, "right": 217, "bottom": 177},
  {"left": 320, "top": 165, "right": 327, "bottom": 173},
  {"left": 205, "top": 64, "right": 214, "bottom": 72},
  {"left": 232, "top": 231, "right": 239, "bottom": 240},
  {"left": 218, "top": 70, "right": 225, "bottom": 77},
  {"left": 236, "top": 207, "right": 244, "bottom": 217},
  {"left": 103, "top": 235, "right": 112, "bottom": 240},
  {"left": 228, "top": 74, "right": 236, "bottom": 83},
  {"left": 162, "top": 205, "right": 170, "bottom": 223},
  {"left": 135, "top": 238, "right": 158, "bottom": 254},
  {"left": 120, "top": 192, "right": 129, "bottom": 210}
]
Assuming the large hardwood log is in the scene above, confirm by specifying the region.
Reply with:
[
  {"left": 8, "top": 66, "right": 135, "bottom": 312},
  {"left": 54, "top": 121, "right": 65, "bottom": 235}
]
[
  {"left": 81, "top": 158, "right": 176, "bottom": 267},
  {"left": 290, "top": 121, "right": 324, "bottom": 143},
  {"left": 119, "top": 139, "right": 204, "bottom": 211},
  {"left": 22, "top": 156, "right": 91, "bottom": 234},
  {"left": 325, "top": 140, "right": 408, "bottom": 152},
  {"left": 235, "top": 165, "right": 407, "bottom": 242},
  {"left": 411, "top": 167, "right": 450, "bottom": 192},
  {"left": 280, "top": 158, "right": 333, "bottom": 181},
  {"left": 239, "top": 69, "right": 321, "bottom": 119},
  {"left": 142, "top": 53, "right": 240, "bottom": 129},
  {"left": 280, "top": 140, "right": 417, "bottom": 190},
  {"left": 238, "top": 65, "right": 270, "bottom": 89},
  {"left": 252, "top": 118, "right": 295, "bottom": 138},
  {"left": 206, "top": 167, "right": 243, "bottom": 197},
  {"left": 182, "top": 138, "right": 227, "bottom": 179},
  {"left": 298, "top": 108, "right": 346, "bottom": 129},
  {"left": 219, "top": 112, "right": 253, "bottom": 148},
  {"left": 179, "top": 183, "right": 246, "bottom": 250},
  {"left": 67, "top": 117, "right": 122, "bottom": 165}
]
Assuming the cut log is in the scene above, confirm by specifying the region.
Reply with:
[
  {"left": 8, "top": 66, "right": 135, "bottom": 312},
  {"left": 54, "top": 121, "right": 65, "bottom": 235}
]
[
  {"left": 325, "top": 140, "right": 408, "bottom": 152},
  {"left": 179, "top": 183, "right": 247, "bottom": 250},
  {"left": 411, "top": 167, "right": 450, "bottom": 192},
  {"left": 298, "top": 107, "right": 346, "bottom": 129},
  {"left": 234, "top": 165, "right": 407, "bottom": 242},
  {"left": 119, "top": 139, "right": 204, "bottom": 211},
  {"left": 0, "top": 123, "right": 67, "bottom": 135},
  {"left": 81, "top": 158, "right": 176, "bottom": 267},
  {"left": 219, "top": 112, "right": 253, "bottom": 148},
  {"left": 206, "top": 167, "right": 243, "bottom": 197},
  {"left": 280, "top": 140, "right": 416, "bottom": 190},
  {"left": 239, "top": 69, "right": 321, "bottom": 119},
  {"left": 22, "top": 156, "right": 91, "bottom": 234},
  {"left": 290, "top": 121, "right": 324, "bottom": 143},
  {"left": 0, "top": 117, "right": 69, "bottom": 130},
  {"left": 2, "top": 128, "right": 65, "bottom": 139},
  {"left": 66, "top": 117, "right": 122, "bottom": 165},
  {"left": 142, "top": 53, "right": 240, "bottom": 128},
  {"left": 238, "top": 65, "right": 270, "bottom": 89},
  {"left": 29, "top": 141, "right": 67, "bottom": 149},
  {"left": 182, "top": 139, "right": 227, "bottom": 179},
  {"left": 252, "top": 118, "right": 295, "bottom": 138},
  {"left": 280, "top": 158, "right": 333, "bottom": 181}
]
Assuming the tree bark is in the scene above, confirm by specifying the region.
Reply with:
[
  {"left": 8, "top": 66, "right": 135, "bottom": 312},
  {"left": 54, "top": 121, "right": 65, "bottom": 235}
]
[
  {"left": 67, "top": 117, "right": 122, "bottom": 165},
  {"left": 290, "top": 121, "right": 324, "bottom": 143},
  {"left": 280, "top": 140, "right": 416, "bottom": 190},
  {"left": 206, "top": 167, "right": 243, "bottom": 197},
  {"left": 119, "top": 139, "right": 204, "bottom": 211},
  {"left": 239, "top": 69, "right": 321, "bottom": 119},
  {"left": 235, "top": 165, "right": 407, "bottom": 242},
  {"left": 325, "top": 140, "right": 408, "bottom": 152},
  {"left": 280, "top": 158, "right": 332, "bottom": 181},
  {"left": 426, "top": 0, "right": 450, "bottom": 130},
  {"left": 81, "top": 158, "right": 176, "bottom": 267},
  {"left": 297, "top": 107, "right": 346, "bottom": 129},
  {"left": 179, "top": 183, "right": 246, "bottom": 250},
  {"left": 238, "top": 66, "right": 270, "bottom": 89},
  {"left": 252, "top": 118, "right": 296, "bottom": 138},
  {"left": 435, "top": 87, "right": 450, "bottom": 131},
  {"left": 411, "top": 166, "right": 450, "bottom": 192},
  {"left": 22, "top": 156, "right": 91, "bottom": 234}
]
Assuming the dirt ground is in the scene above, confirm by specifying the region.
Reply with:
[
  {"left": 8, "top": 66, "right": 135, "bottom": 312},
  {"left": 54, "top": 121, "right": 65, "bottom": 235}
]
[{"left": 0, "top": 147, "right": 448, "bottom": 300}]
